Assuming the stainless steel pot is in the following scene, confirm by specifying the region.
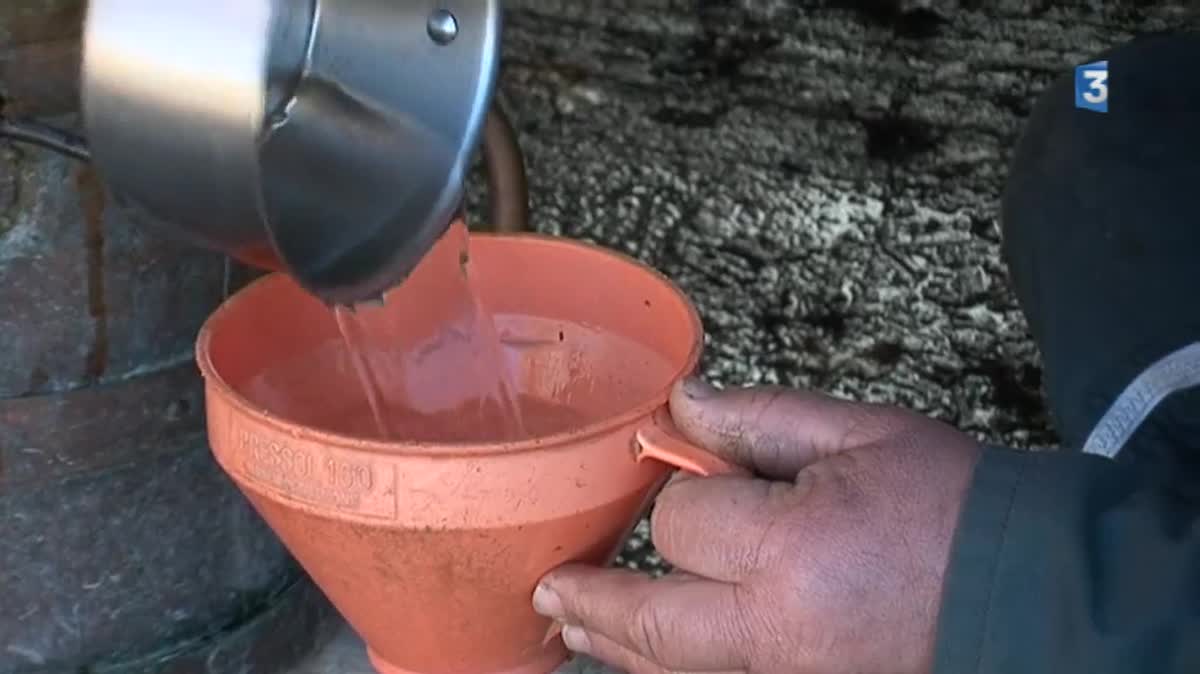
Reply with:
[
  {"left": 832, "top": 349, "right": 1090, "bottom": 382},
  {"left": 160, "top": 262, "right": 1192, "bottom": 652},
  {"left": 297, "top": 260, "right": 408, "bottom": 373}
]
[{"left": 79, "top": 0, "right": 507, "bottom": 305}]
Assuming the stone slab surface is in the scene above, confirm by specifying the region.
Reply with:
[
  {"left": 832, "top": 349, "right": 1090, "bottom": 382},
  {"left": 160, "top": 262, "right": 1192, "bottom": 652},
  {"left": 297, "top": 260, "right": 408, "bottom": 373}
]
[
  {"left": 287, "top": 2, "right": 1191, "bottom": 674},
  {"left": 290, "top": 622, "right": 606, "bottom": 674}
]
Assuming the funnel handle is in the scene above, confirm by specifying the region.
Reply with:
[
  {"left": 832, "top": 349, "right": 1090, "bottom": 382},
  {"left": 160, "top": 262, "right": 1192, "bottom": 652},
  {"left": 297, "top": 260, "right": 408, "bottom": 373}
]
[
  {"left": 542, "top": 408, "right": 748, "bottom": 647},
  {"left": 634, "top": 408, "right": 749, "bottom": 477}
]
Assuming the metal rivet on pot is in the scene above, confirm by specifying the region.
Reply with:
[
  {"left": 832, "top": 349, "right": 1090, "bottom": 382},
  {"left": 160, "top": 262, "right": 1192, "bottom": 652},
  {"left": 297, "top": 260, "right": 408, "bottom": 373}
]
[{"left": 427, "top": 9, "right": 458, "bottom": 45}]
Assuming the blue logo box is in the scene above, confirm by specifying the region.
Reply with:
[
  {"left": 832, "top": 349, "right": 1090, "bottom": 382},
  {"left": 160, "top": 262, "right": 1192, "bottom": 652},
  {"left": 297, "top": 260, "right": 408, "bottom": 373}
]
[{"left": 1075, "top": 60, "right": 1109, "bottom": 113}]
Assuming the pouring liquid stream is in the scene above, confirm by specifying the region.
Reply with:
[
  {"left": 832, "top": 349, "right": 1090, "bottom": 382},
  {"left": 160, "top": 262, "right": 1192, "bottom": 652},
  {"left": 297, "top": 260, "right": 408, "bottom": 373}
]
[
  {"left": 334, "top": 309, "right": 396, "bottom": 439},
  {"left": 332, "top": 220, "right": 528, "bottom": 442}
]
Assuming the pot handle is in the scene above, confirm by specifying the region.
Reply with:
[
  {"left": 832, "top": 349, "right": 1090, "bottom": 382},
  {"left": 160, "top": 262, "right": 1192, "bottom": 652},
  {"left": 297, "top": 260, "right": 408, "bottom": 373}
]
[{"left": 634, "top": 408, "right": 749, "bottom": 477}]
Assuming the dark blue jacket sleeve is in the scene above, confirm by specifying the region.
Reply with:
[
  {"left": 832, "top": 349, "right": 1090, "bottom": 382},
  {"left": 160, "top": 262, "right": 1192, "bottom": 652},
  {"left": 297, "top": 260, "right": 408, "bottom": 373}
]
[{"left": 933, "top": 446, "right": 1200, "bottom": 673}]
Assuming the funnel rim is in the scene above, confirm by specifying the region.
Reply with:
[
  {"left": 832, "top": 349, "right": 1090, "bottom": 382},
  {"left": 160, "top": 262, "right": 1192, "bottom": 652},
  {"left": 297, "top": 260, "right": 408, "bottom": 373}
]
[{"left": 196, "top": 232, "right": 704, "bottom": 458}]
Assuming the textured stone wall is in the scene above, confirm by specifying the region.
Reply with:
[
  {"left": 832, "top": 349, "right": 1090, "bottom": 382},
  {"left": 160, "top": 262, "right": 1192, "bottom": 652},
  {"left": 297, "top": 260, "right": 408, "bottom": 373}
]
[
  {"left": 466, "top": 0, "right": 1196, "bottom": 458},
  {"left": 0, "top": 0, "right": 81, "bottom": 118}
]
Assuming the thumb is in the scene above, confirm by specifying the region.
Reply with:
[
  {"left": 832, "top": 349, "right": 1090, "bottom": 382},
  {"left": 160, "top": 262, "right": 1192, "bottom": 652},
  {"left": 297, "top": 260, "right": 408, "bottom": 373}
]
[{"left": 669, "top": 378, "right": 908, "bottom": 480}]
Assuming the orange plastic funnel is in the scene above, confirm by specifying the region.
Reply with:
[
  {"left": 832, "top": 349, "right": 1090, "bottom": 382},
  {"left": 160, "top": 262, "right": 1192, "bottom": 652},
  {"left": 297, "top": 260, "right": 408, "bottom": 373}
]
[{"left": 197, "top": 231, "right": 736, "bottom": 674}]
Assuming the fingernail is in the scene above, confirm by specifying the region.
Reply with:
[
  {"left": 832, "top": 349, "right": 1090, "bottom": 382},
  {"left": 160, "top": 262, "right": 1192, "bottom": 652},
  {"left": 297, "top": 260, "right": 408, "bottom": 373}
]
[
  {"left": 561, "top": 625, "right": 592, "bottom": 654},
  {"left": 682, "top": 377, "right": 717, "bottom": 399},
  {"left": 532, "top": 583, "right": 565, "bottom": 619}
]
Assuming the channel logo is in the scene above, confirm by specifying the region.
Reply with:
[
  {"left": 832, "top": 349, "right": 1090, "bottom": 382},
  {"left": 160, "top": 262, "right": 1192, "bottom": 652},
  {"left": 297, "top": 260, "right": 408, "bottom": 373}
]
[{"left": 1075, "top": 60, "right": 1109, "bottom": 113}]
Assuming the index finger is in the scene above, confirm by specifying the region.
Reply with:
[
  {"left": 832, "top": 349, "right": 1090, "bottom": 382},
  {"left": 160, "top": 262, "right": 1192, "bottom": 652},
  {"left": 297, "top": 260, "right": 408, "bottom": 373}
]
[{"left": 670, "top": 379, "right": 905, "bottom": 479}]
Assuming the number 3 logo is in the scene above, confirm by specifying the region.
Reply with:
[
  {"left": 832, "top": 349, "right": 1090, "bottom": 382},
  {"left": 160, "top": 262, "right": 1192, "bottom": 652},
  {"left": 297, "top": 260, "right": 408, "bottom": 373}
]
[
  {"left": 1082, "top": 69, "right": 1108, "bottom": 104},
  {"left": 1075, "top": 61, "right": 1109, "bottom": 112}
]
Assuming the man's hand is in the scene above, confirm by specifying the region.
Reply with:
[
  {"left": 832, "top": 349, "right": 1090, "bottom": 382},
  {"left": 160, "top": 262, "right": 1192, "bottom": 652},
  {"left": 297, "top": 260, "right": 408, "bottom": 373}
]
[{"left": 533, "top": 378, "right": 982, "bottom": 674}]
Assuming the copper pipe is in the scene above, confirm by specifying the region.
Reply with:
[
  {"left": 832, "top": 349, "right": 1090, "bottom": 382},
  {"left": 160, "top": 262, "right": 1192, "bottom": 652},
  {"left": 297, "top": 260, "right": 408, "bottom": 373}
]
[{"left": 481, "top": 101, "right": 530, "bottom": 233}]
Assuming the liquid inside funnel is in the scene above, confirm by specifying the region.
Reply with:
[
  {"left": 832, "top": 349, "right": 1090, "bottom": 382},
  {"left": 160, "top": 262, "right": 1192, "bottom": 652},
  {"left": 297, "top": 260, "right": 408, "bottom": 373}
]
[{"left": 229, "top": 224, "right": 677, "bottom": 446}]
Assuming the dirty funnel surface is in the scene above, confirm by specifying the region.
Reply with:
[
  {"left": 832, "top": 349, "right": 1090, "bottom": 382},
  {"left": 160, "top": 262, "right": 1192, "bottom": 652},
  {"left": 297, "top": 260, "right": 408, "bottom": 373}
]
[{"left": 197, "top": 233, "right": 704, "bottom": 674}]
